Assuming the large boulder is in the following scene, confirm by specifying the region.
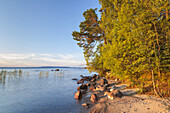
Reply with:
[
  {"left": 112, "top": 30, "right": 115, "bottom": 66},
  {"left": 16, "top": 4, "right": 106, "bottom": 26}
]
[
  {"left": 100, "top": 79, "right": 108, "bottom": 86},
  {"left": 74, "top": 90, "right": 82, "bottom": 99},
  {"left": 80, "top": 90, "right": 87, "bottom": 94},
  {"left": 77, "top": 84, "right": 88, "bottom": 90},
  {"left": 90, "top": 94, "right": 98, "bottom": 102},
  {"left": 111, "top": 89, "right": 123, "bottom": 98},
  {"left": 82, "top": 76, "right": 90, "bottom": 81},
  {"left": 110, "top": 85, "right": 117, "bottom": 91},
  {"left": 96, "top": 85, "right": 107, "bottom": 91},
  {"left": 89, "top": 85, "right": 96, "bottom": 91}
]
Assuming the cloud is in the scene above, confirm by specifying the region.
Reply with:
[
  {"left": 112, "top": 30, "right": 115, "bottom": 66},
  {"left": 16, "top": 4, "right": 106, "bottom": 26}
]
[
  {"left": 0, "top": 54, "right": 35, "bottom": 60},
  {"left": 0, "top": 53, "right": 85, "bottom": 67}
]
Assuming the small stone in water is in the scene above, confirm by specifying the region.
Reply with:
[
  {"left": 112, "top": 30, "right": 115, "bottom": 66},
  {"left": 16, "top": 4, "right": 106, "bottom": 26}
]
[{"left": 82, "top": 103, "right": 90, "bottom": 108}]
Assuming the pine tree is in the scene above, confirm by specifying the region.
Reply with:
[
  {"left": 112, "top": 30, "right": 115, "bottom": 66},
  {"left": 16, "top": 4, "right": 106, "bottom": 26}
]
[{"left": 72, "top": 8, "right": 104, "bottom": 68}]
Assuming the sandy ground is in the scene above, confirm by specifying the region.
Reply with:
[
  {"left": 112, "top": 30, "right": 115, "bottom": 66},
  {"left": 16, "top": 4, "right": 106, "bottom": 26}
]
[
  {"left": 89, "top": 94, "right": 170, "bottom": 113},
  {"left": 80, "top": 79, "right": 170, "bottom": 113}
]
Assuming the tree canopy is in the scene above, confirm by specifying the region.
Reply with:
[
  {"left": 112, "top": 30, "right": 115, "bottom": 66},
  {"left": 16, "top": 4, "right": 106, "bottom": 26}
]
[
  {"left": 72, "top": 8, "right": 104, "bottom": 68},
  {"left": 73, "top": 0, "right": 170, "bottom": 97}
]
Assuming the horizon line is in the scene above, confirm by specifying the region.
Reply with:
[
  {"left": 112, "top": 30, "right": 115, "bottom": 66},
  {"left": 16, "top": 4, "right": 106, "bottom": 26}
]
[{"left": 0, "top": 66, "right": 86, "bottom": 68}]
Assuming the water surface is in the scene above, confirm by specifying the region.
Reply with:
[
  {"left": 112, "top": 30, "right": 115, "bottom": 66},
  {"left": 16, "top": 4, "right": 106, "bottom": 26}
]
[{"left": 0, "top": 67, "right": 96, "bottom": 113}]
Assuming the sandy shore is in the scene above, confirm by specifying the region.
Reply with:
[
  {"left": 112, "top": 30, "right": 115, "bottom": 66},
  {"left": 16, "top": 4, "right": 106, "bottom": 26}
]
[{"left": 76, "top": 77, "right": 170, "bottom": 113}]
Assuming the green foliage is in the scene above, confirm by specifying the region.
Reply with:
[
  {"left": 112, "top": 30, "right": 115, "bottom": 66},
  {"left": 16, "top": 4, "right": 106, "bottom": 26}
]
[
  {"left": 73, "top": 0, "right": 170, "bottom": 97},
  {"left": 98, "top": 0, "right": 170, "bottom": 97},
  {"left": 72, "top": 8, "right": 104, "bottom": 69}
]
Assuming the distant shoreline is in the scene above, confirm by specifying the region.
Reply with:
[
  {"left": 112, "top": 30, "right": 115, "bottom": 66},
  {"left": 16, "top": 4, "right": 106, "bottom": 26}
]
[{"left": 0, "top": 66, "right": 83, "bottom": 69}]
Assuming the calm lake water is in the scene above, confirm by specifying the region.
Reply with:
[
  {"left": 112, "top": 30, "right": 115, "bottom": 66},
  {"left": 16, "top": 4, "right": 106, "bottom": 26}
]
[{"left": 0, "top": 67, "right": 96, "bottom": 113}]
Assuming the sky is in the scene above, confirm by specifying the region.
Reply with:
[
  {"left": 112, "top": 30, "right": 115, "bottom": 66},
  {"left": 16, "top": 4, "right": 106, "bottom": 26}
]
[{"left": 0, "top": 0, "right": 101, "bottom": 67}]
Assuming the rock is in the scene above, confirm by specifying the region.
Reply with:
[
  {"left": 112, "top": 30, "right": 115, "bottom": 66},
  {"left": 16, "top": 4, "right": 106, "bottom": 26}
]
[
  {"left": 86, "top": 83, "right": 91, "bottom": 86},
  {"left": 81, "top": 67, "right": 87, "bottom": 69},
  {"left": 89, "top": 77, "right": 92, "bottom": 81},
  {"left": 51, "top": 69, "right": 54, "bottom": 71},
  {"left": 104, "top": 91, "right": 114, "bottom": 100},
  {"left": 110, "top": 85, "right": 117, "bottom": 91},
  {"left": 82, "top": 76, "right": 90, "bottom": 81},
  {"left": 77, "top": 81, "right": 80, "bottom": 84},
  {"left": 111, "top": 89, "right": 123, "bottom": 98},
  {"left": 89, "top": 85, "right": 96, "bottom": 91},
  {"left": 77, "top": 86, "right": 81, "bottom": 90},
  {"left": 100, "top": 79, "right": 108, "bottom": 85},
  {"left": 55, "top": 69, "right": 59, "bottom": 71},
  {"left": 92, "top": 74, "right": 97, "bottom": 78},
  {"left": 77, "top": 84, "right": 88, "bottom": 90},
  {"left": 96, "top": 85, "right": 107, "bottom": 91},
  {"left": 91, "top": 78, "right": 96, "bottom": 82},
  {"left": 90, "top": 94, "right": 98, "bottom": 102},
  {"left": 80, "top": 90, "right": 86, "bottom": 94},
  {"left": 72, "top": 78, "right": 78, "bottom": 80},
  {"left": 74, "top": 91, "right": 82, "bottom": 100},
  {"left": 82, "top": 102, "right": 90, "bottom": 108},
  {"left": 96, "top": 75, "right": 100, "bottom": 79},
  {"left": 83, "top": 67, "right": 87, "bottom": 69},
  {"left": 91, "top": 82, "right": 96, "bottom": 86},
  {"left": 77, "top": 79, "right": 84, "bottom": 84},
  {"left": 82, "top": 84, "right": 87, "bottom": 89}
]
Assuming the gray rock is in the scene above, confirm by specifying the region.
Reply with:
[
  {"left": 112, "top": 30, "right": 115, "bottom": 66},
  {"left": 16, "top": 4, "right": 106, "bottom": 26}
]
[{"left": 111, "top": 89, "right": 123, "bottom": 98}]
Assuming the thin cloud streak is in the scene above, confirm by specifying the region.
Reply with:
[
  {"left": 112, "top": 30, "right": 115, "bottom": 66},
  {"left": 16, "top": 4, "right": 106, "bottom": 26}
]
[{"left": 0, "top": 53, "right": 85, "bottom": 67}]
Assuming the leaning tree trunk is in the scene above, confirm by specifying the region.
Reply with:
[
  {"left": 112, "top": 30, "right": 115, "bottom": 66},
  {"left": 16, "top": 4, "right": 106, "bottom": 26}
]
[{"left": 151, "top": 69, "right": 160, "bottom": 97}]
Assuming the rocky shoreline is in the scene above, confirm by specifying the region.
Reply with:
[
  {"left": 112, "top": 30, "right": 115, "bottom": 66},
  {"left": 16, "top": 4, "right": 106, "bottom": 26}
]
[{"left": 72, "top": 74, "right": 170, "bottom": 113}]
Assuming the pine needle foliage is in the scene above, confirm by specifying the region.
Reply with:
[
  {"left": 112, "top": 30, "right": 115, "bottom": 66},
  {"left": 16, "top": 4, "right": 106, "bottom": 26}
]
[
  {"left": 72, "top": 8, "right": 104, "bottom": 68},
  {"left": 72, "top": 0, "right": 170, "bottom": 97}
]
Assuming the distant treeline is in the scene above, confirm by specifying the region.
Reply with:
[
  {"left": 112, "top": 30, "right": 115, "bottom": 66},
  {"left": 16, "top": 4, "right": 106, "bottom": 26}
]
[{"left": 72, "top": 0, "right": 170, "bottom": 97}]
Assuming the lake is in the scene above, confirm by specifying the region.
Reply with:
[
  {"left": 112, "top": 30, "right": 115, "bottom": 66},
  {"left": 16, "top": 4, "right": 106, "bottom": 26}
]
[{"left": 0, "top": 67, "right": 96, "bottom": 113}]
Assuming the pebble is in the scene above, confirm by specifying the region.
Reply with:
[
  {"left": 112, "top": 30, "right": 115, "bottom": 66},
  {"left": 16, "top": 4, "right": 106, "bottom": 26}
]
[
  {"left": 134, "top": 108, "right": 137, "bottom": 111},
  {"left": 82, "top": 102, "right": 90, "bottom": 108},
  {"left": 141, "top": 103, "right": 147, "bottom": 105}
]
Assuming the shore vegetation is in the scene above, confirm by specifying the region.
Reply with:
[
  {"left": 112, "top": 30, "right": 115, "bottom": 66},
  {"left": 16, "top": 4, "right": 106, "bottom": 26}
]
[{"left": 72, "top": 0, "right": 170, "bottom": 97}]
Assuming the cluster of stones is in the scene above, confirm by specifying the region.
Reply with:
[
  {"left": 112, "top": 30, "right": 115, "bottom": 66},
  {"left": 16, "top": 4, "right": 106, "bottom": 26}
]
[
  {"left": 72, "top": 74, "right": 123, "bottom": 108},
  {"left": 51, "top": 69, "right": 59, "bottom": 71},
  {"left": 73, "top": 74, "right": 100, "bottom": 103}
]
